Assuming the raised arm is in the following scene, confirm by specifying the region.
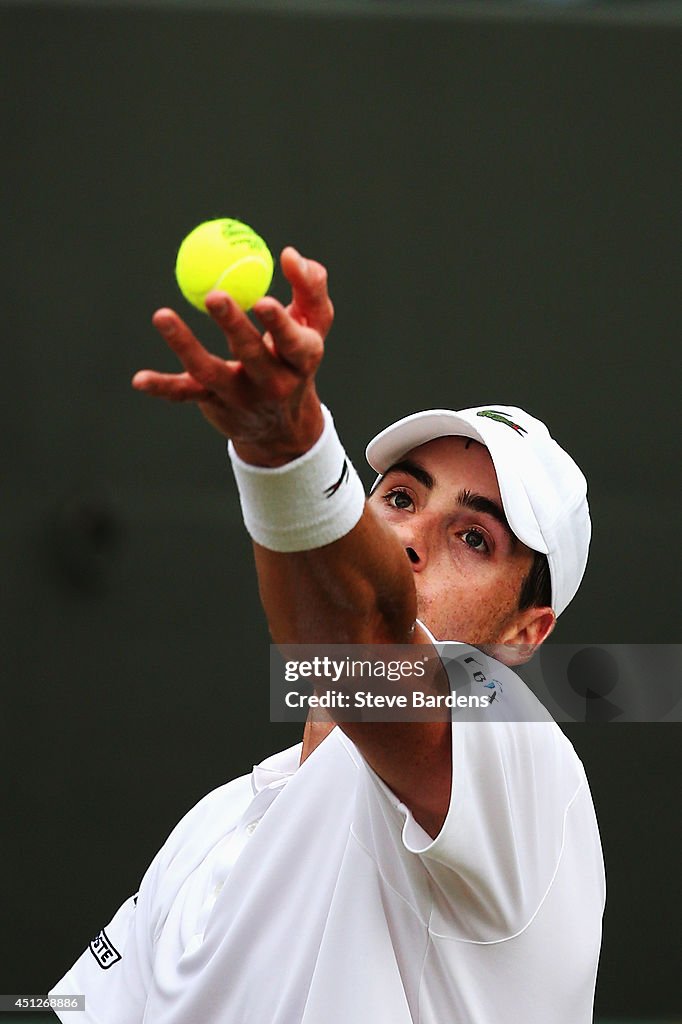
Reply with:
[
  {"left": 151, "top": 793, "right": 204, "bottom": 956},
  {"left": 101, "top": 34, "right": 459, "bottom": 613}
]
[{"left": 133, "top": 248, "right": 451, "bottom": 835}]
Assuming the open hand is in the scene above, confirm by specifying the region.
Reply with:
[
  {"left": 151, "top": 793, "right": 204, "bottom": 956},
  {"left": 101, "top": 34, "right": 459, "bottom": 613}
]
[{"left": 132, "top": 247, "right": 334, "bottom": 466}]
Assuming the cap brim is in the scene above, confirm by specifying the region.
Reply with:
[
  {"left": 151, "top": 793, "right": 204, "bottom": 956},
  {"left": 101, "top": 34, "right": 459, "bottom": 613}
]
[{"left": 366, "top": 410, "right": 485, "bottom": 474}]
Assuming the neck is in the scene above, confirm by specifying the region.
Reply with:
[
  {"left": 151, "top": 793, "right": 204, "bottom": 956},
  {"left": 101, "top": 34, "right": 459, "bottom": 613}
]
[{"left": 300, "top": 712, "right": 336, "bottom": 764}]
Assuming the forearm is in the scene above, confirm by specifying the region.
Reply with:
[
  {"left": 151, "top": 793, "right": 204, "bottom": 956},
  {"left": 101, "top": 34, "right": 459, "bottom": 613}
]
[
  {"left": 253, "top": 502, "right": 417, "bottom": 645},
  {"left": 253, "top": 478, "right": 451, "bottom": 837},
  {"left": 228, "top": 393, "right": 418, "bottom": 646}
]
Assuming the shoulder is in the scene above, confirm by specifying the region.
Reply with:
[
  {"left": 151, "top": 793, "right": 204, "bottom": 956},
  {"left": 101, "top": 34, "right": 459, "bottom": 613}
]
[
  {"left": 154, "top": 771, "right": 255, "bottom": 879},
  {"left": 156, "top": 741, "right": 304, "bottom": 873}
]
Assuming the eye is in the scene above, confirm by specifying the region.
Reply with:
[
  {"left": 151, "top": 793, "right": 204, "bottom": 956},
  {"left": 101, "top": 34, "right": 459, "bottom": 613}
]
[
  {"left": 383, "top": 488, "right": 414, "bottom": 511},
  {"left": 462, "top": 528, "right": 489, "bottom": 553}
]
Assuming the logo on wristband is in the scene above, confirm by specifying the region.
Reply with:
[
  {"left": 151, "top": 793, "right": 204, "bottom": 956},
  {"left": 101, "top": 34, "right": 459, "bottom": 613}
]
[{"left": 324, "top": 459, "right": 349, "bottom": 498}]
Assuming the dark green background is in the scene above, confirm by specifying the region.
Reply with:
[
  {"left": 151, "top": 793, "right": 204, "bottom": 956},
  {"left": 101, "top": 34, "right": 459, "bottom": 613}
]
[{"left": 2, "top": 2, "right": 680, "bottom": 1017}]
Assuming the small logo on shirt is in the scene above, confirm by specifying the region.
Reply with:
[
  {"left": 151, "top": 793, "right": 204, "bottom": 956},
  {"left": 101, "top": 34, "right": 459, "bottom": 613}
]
[
  {"left": 476, "top": 410, "right": 528, "bottom": 436},
  {"left": 324, "top": 459, "right": 349, "bottom": 498},
  {"left": 463, "top": 657, "right": 504, "bottom": 706},
  {"left": 89, "top": 928, "right": 122, "bottom": 970},
  {"left": 485, "top": 678, "right": 504, "bottom": 703}
]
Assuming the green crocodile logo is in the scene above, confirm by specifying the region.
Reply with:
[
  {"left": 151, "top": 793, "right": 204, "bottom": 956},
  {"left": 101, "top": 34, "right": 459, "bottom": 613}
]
[{"left": 476, "top": 410, "right": 528, "bottom": 436}]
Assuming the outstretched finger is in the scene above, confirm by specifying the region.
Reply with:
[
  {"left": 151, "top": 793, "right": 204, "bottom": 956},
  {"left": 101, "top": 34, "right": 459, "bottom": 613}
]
[
  {"left": 205, "top": 290, "right": 278, "bottom": 385},
  {"left": 152, "top": 308, "right": 230, "bottom": 390},
  {"left": 132, "top": 370, "right": 213, "bottom": 402},
  {"left": 254, "top": 299, "right": 323, "bottom": 375},
  {"left": 281, "top": 247, "right": 334, "bottom": 339}
]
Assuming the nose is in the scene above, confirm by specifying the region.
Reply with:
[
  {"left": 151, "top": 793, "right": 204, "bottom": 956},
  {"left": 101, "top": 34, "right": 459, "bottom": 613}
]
[
  {"left": 398, "top": 519, "right": 430, "bottom": 572},
  {"left": 389, "top": 512, "right": 432, "bottom": 572},
  {"left": 406, "top": 546, "right": 421, "bottom": 566}
]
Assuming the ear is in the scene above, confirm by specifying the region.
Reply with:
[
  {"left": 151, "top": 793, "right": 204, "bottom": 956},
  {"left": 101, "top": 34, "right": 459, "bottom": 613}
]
[{"left": 495, "top": 606, "right": 556, "bottom": 666}]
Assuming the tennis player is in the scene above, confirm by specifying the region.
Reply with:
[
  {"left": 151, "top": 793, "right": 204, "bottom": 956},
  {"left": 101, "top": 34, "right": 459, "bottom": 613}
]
[{"left": 50, "top": 247, "right": 605, "bottom": 1023}]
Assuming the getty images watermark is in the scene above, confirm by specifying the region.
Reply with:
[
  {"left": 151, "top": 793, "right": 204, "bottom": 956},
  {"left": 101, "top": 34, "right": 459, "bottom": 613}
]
[{"left": 270, "top": 644, "right": 682, "bottom": 723}]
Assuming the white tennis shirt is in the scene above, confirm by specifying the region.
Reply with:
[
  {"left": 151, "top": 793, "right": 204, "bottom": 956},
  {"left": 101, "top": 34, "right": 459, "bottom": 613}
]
[{"left": 51, "top": 645, "right": 605, "bottom": 1023}]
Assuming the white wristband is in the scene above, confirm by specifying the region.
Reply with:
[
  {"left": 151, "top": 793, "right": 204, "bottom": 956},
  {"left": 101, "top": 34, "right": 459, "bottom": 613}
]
[{"left": 227, "top": 405, "right": 366, "bottom": 552}]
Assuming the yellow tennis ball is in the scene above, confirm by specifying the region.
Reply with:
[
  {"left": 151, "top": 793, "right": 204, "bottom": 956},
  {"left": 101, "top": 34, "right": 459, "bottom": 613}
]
[{"left": 175, "top": 218, "right": 274, "bottom": 312}]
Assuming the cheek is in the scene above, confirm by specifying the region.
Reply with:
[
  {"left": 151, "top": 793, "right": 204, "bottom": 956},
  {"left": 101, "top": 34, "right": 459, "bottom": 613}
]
[
  {"left": 414, "top": 557, "right": 526, "bottom": 642},
  {"left": 439, "top": 550, "right": 511, "bottom": 600}
]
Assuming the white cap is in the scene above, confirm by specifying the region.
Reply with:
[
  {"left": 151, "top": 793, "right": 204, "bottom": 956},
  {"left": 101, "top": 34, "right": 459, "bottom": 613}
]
[{"left": 365, "top": 406, "right": 591, "bottom": 617}]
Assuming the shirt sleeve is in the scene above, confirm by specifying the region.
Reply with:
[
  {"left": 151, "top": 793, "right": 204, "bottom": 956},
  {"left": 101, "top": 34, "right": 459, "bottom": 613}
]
[
  {"left": 48, "top": 850, "right": 162, "bottom": 1024},
  {"left": 408, "top": 717, "right": 587, "bottom": 936},
  {"left": 47, "top": 772, "right": 255, "bottom": 1024},
  {"left": 364, "top": 644, "right": 593, "bottom": 941}
]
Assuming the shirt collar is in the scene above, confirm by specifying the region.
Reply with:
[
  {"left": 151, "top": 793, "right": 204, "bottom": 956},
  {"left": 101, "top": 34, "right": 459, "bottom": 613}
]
[{"left": 252, "top": 742, "right": 303, "bottom": 794}]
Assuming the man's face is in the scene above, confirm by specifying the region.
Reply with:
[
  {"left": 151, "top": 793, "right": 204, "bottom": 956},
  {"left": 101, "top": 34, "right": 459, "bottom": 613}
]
[{"left": 368, "top": 435, "right": 538, "bottom": 645}]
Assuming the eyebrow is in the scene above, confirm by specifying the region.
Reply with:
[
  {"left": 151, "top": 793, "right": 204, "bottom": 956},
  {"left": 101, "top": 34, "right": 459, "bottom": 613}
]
[
  {"left": 383, "top": 459, "right": 434, "bottom": 490},
  {"left": 457, "top": 489, "right": 516, "bottom": 545},
  {"left": 382, "top": 462, "right": 516, "bottom": 545}
]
